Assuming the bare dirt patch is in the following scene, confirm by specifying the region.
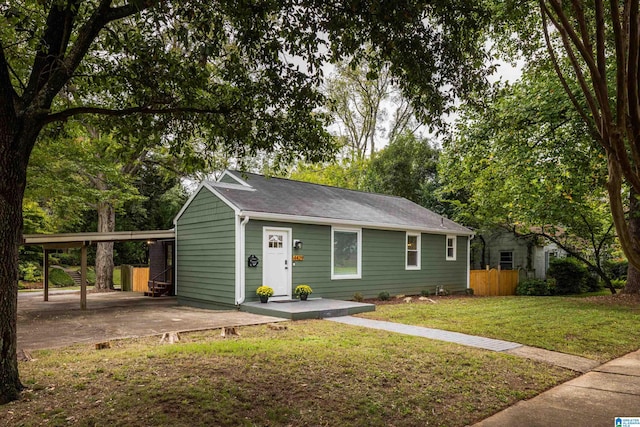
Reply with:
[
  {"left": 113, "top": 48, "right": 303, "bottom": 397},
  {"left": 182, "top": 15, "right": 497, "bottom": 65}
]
[{"left": 578, "top": 293, "right": 640, "bottom": 307}]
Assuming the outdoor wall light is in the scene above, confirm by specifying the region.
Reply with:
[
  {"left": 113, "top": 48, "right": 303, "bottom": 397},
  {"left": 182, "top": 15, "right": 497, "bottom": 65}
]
[{"left": 293, "top": 239, "right": 303, "bottom": 250}]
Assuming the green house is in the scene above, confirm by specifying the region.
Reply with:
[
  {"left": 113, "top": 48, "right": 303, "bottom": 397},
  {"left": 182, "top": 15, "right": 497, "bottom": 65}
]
[{"left": 173, "top": 171, "right": 473, "bottom": 309}]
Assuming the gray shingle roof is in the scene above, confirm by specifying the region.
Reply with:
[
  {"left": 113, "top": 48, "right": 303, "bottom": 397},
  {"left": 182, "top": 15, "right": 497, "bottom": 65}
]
[{"left": 206, "top": 170, "right": 471, "bottom": 235}]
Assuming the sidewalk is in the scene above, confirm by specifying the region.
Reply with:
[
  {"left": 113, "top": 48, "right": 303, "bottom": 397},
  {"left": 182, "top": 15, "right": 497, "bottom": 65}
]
[
  {"left": 327, "top": 316, "right": 640, "bottom": 426},
  {"left": 474, "top": 350, "right": 640, "bottom": 426}
]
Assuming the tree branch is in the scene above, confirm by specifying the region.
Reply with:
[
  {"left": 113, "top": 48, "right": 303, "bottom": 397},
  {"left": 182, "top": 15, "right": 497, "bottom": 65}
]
[
  {"left": 22, "top": 0, "right": 81, "bottom": 109},
  {"left": 44, "top": 104, "right": 235, "bottom": 124},
  {"left": 539, "top": 2, "right": 604, "bottom": 147},
  {"left": 627, "top": 0, "right": 640, "bottom": 154},
  {"left": 607, "top": 155, "right": 640, "bottom": 270},
  {"left": 0, "top": 43, "right": 18, "bottom": 121},
  {"left": 34, "top": 0, "right": 158, "bottom": 114}
]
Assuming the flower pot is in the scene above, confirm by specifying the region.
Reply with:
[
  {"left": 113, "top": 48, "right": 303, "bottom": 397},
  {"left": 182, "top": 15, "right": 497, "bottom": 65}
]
[
  {"left": 300, "top": 294, "right": 308, "bottom": 301},
  {"left": 260, "top": 295, "right": 269, "bottom": 303}
]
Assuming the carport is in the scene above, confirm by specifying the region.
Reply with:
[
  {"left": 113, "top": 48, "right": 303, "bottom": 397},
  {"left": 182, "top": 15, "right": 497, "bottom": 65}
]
[{"left": 21, "top": 230, "right": 175, "bottom": 309}]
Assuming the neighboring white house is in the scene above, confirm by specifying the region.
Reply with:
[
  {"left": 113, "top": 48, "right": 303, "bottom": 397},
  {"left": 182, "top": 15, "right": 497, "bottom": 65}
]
[{"left": 470, "top": 228, "right": 566, "bottom": 279}]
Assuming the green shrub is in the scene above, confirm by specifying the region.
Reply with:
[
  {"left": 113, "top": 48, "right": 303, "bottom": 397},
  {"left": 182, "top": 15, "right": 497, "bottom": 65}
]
[
  {"left": 611, "top": 279, "right": 626, "bottom": 289},
  {"left": 49, "top": 268, "right": 74, "bottom": 287},
  {"left": 19, "top": 261, "right": 41, "bottom": 282},
  {"left": 547, "top": 258, "right": 587, "bottom": 295},
  {"left": 378, "top": 291, "right": 390, "bottom": 301},
  {"left": 584, "top": 271, "right": 602, "bottom": 292},
  {"left": 516, "top": 279, "right": 552, "bottom": 296},
  {"left": 86, "top": 268, "right": 96, "bottom": 285},
  {"left": 465, "top": 288, "right": 474, "bottom": 296},
  {"left": 420, "top": 289, "right": 430, "bottom": 297},
  {"left": 51, "top": 252, "right": 80, "bottom": 266},
  {"left": 603, "top": 259, "right": 628, "bottom": 281},
  {"left": 353, "top": 292, "right": 364, "bottom": 302}
]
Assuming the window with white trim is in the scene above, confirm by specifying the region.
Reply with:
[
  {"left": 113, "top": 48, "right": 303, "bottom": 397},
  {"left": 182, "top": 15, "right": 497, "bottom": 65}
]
[
  {"left": 332, "top": 227, "right": 361, "bottom": 279},
  {"left": 446, "top": 235, "right": 457, "bottom": 261},
  {"left": 406, "top": 232, "right": 421, "bottom": 270}
]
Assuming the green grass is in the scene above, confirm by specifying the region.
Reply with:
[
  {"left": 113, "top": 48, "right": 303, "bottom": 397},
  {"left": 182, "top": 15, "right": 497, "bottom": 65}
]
[
  {"left": 359, "top": 295, "right": 640, "bottom": 361},
  {"left": 6, "top": 321, "right": 574, "bottom": 427}
]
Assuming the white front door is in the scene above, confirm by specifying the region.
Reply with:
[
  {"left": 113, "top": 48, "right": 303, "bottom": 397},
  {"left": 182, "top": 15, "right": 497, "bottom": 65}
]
[{"left": 263, "top": 228, "right": 292, "bottom": 298}]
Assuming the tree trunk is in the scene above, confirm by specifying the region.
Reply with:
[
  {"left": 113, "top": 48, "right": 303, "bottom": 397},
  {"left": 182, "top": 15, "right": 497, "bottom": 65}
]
[
  {"left": 0, "top": 139, "right": 26, "bottom": 403},
  {"left": 94, "top": 201, "right": 115, "bottom": 291},
  {"left": 624, "top": 190, "right": 640, "bottom": 294}
]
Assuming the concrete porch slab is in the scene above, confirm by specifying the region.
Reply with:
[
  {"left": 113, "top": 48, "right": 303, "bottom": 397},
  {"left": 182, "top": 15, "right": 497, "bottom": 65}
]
[{"left": 240, "top": 298, "right": 375, "bottom": 320}]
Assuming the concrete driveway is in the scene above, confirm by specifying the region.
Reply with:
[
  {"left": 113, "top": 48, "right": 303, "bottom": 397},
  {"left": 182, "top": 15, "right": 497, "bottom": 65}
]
[{"left": 18, "top": 290, "right": 284, "bottom": 351}]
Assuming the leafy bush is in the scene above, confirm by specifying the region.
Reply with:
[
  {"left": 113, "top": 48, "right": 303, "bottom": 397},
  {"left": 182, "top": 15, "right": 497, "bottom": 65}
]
[
  {"left": 584, "top": 271, "right": 602, "bottom": 292},
  {"left": 516, "top": 279, "right": 552, "bottom": 296},
  {"left": 611, "top": 279, "right": 626, "bottom": 289},
  {"left": 603, "top": 259, "right": 628, "bottom": 281},
  {"left": 19, "top": 261, "right": 41, "bottom": 282},
  {"left": 546, "top": 258, "right": 587, "bottom": 295},
  {"left": 86, "top": 268, "right": 96, "bottom": 285},
  {"left": 420, "top": 289, "right": 430, "bottom": 297},
  {"left": 353, "top": 292, "right": 364, "bottom": 302},
  {"left": 378, "top": 291, "right": 390, "bottom": 301},
  {"left": 48, "top": 268, "right": 74, "bottom": 287},
  {"left": 51, "top": 252, "right": 80, "bottom": 266}
]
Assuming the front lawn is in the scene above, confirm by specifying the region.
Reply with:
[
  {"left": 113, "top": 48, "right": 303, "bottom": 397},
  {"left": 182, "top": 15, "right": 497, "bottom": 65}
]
[
  {"left": 5, "top": 321, "right": 573, "bottom": 427},
  {"left": 359, "top": 295, "right": 640, "bottom": 361}
]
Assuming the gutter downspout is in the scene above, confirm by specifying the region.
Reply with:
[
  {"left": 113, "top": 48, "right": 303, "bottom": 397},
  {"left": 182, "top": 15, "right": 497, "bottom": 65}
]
[
  {"left": 236, "top": 215, "right": 250, "bottom": 305},
  {"left": 467, "top": 236, "right": 471, "bottom": 290}
]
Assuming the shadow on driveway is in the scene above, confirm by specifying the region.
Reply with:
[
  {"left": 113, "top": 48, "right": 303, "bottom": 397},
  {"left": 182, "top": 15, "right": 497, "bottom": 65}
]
[{"left": 18, "top": 290, "right": 284, "bottom": 351}]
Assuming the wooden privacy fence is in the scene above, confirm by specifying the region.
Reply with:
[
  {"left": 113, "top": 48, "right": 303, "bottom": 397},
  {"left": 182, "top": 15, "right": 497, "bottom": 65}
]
[
  {"left": 120, "top": 265, "right": 150, "bottom": 292},
  {"left": 470, "top": 268, "right": 520, "bottom": 296}
]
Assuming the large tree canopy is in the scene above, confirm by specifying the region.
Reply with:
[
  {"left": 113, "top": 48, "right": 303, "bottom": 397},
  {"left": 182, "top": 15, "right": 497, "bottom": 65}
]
[
  {"left": 491, "top": 1, "right": 640, "bottom": 292},
  {"left": 441, "top": 61, "right": 617, "bottom": 291},
  {"left": 0, "top": 0, "right": 492, "bottom": 403}
]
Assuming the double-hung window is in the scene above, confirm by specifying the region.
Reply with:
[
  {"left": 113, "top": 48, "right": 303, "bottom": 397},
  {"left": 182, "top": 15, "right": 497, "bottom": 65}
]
[
  {"left": 500, "top": 251, "right": 513, "bottom": 270},
  {"left": 406, "top": 232, "right": 421, "bottom": 270},
  {"left": 446, "top": 235, "right": 457, "bottom": 261},
  {"left": 332, "top": 227, "right": 362, "bottom": 279}
]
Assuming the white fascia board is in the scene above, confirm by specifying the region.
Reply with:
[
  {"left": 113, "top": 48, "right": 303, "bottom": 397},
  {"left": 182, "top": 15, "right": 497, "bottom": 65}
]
[
  {"left": 218, "top": 170, "right": 252, "bottom": 187},
  {"left": 239, "top": 211, "right": 474, "bottom": 237}
]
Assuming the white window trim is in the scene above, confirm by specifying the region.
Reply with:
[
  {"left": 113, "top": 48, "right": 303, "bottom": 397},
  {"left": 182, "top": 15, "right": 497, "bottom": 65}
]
[
  {"left": 331, "top": 227, "right": 362, "bottom": 280},
  {"left": 446, "top": 235, "right": 457, "bottom": 261},
  {"left": 405, "top": 232, "right": 421, "bottom": 270}
]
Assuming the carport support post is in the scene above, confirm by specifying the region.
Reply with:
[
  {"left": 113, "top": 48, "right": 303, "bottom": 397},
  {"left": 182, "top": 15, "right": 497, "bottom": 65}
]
[
  {"left": 81, "top": 243, "right": 87, "bottom": 310},
  {"left": 43, "top": 249, "right": 49, "bottom": 302}
]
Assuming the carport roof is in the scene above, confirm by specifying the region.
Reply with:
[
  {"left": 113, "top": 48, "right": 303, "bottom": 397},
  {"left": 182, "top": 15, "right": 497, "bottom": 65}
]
[{"left": 22, "top": 230, "right": 175, "bottom": 248}]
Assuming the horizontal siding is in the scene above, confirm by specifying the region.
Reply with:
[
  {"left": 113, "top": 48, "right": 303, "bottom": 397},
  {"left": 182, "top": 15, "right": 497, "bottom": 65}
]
[
  {"left": 176, "top": 188, "right": 236, "bottom": 306},
  {"left": 244, "top": 220, "right": 468, "bottom": 301}
]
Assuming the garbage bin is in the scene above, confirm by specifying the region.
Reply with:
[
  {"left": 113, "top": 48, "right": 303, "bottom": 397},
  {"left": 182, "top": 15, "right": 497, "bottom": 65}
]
[{"left": 120, "top": 265, "right": 133, "bottom": 292}]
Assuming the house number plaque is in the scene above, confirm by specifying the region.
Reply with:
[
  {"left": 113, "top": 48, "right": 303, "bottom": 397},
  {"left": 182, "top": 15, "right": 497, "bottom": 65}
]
[
  {"left": 292, "top": 255, "right": 304, "bottom": 261},
  {"left": 247, "top": 254, "right": 259, "bottom": 267}
]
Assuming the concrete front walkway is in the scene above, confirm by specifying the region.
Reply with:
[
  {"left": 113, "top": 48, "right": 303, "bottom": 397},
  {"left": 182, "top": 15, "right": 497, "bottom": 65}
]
[
  {"left": 328, "top": 316, "right": 599, "bottom": 372},
  {"left": 329, "top": 316, "right": 521, "bottom": 351}
]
